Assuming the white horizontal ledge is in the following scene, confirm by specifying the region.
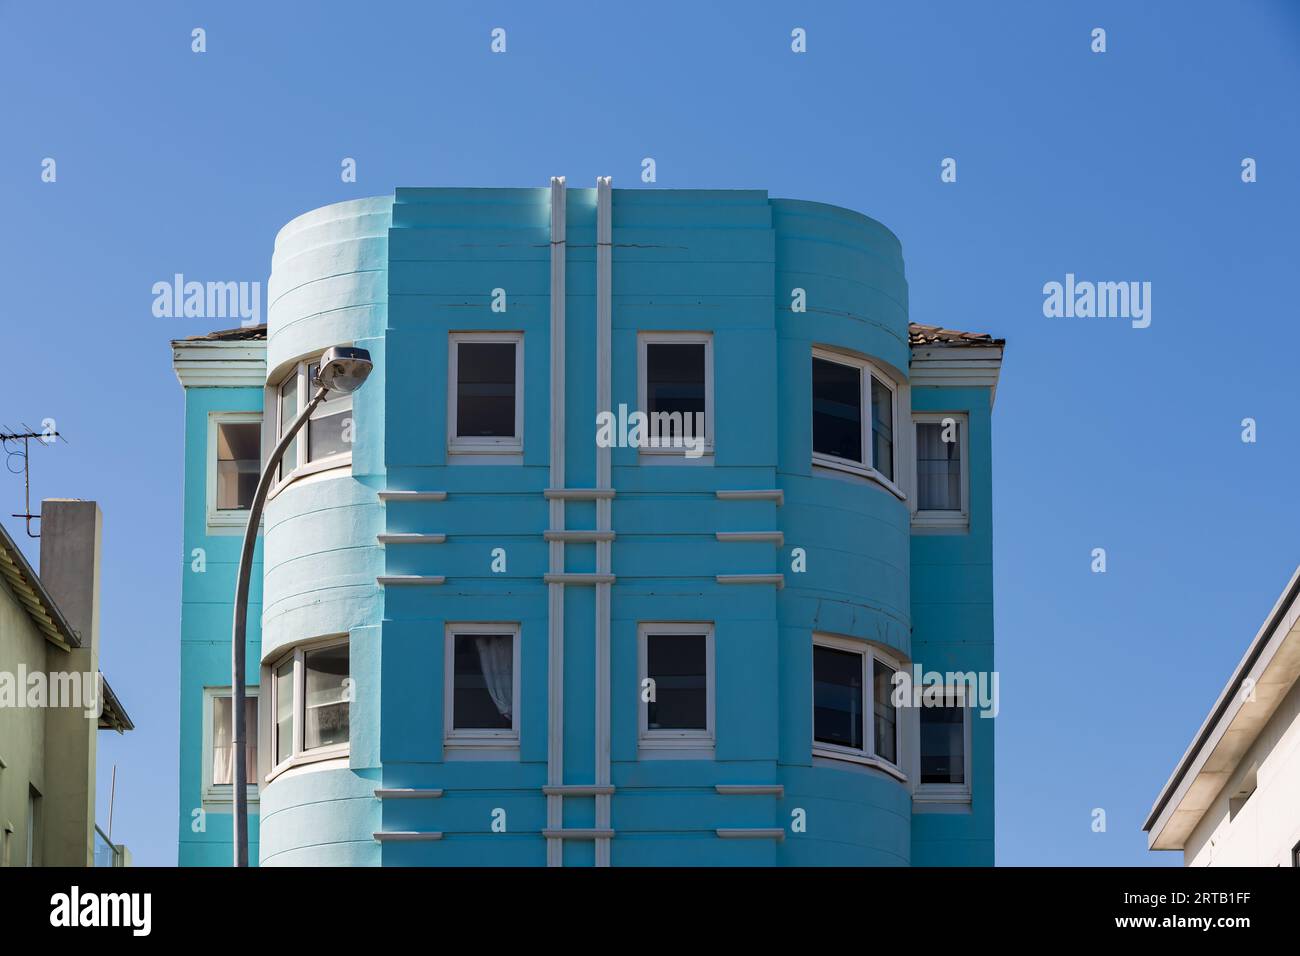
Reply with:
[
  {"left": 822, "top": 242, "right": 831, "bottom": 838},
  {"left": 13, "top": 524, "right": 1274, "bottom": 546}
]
[
  {"left": 544, "top": 573, "right": 616, "bottom": 585},
  {"left": 715, "top": 489, "right": 784, "bottom": 506},
  {"left": 716, "top": 574, "right": 784, "bottom": 588},
  {"left": 375, "top": 789, "right": 445, "bottom": 800},
  {"left": 377, "top": 534, "right": 447, "bottom": 545},
  {"left": 542, "top": 828, "right": 615, "bottom": 840},
  {"left": 715, "top": 784, "right": 785, "bottom": 797},
  {"left": 379, "top": 491, "right": 447, "bottom": 502},
  {"left": 377, "top": 575, "right": 446, "bottom": 586},
  {"left": 715, "top": 531, "right": 784, "bottom": 545},
  {"left": 544, "top": 530, "right": 616, "bottom": 543},
  {"left": 716, "top": 828, "right": 786, "bottom": 841},
  {"left": 374, "top": 831, "right": 444, "bottom": 842},
  {"left": 542, "top": 785, "right": 616, "bottom": 796},
  {"left": 544, "top": 488, "right": 616, "bottom": 500}
]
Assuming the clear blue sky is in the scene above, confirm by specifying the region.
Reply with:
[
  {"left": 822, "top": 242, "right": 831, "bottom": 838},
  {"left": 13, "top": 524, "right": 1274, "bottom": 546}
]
[{"left": 2, "top": 1, "right": 1297, "bottom": 866}]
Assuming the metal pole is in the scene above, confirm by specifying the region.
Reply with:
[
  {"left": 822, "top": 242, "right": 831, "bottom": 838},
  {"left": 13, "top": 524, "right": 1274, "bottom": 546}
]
[{"left": 232, "top": 385, "right": 328, "bottom": 866}]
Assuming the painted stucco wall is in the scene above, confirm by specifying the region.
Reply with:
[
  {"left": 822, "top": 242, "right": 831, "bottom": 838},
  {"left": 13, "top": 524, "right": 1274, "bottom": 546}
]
[
  {"left": 0, "top": 579, "right": 47, "bottom": 865},
  {"left": 177, "top": 384, "right": 264, "bottom": 866},
  {"left": 1184, "top": 678, "right": 1300, "bottom": 866}
]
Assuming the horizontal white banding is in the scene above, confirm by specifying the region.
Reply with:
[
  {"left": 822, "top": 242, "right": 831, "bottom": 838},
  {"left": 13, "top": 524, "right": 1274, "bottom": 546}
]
[
  {"left": 716, "top": 574, "right": 784, "bottom": 588},
  {"left": 543, "top": 573, "right": 616, "bottom": 585},
  {"left": 715, "top": 531, "right": 784, "bottom": 545},
  {"left": 542, "top": 785, "right": 616, "bottom": 796},
  {"left": 373, "top": 831, "right": 444, "bottom": 842},
  {"left": 378, "top": 491, "right": 447, "bottom": 501},
  {"left": 715, "top": 785, "right": 785, "bottom": 796},
  {"left": 541, "top": 828, "right": 615, "bottom": 840},
  {"left": 544, "top": 488, "right": 615, "bottom": 500},
  {"left": 716, "top": 828, "right": 786, "bottom": 840},
  {"left": 376, "top": 575, "right": 446, "bottom": 586},
  {"left": 715, "top": 489, "right": 783, "bottom": 506},
  {"left": 543, "top": 530, "right": 616, "bottom": 542},
  {"left": 376, "top": 534, "right": 446, "bottom": 544},
  {"left": 374, "top": 789, "right": 445, "bottom": 799}
]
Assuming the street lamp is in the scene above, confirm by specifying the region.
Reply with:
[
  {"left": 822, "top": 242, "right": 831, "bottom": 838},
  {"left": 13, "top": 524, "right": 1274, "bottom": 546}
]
[{"left": 230, "top": 346, "right": 373, "bottom": 866}]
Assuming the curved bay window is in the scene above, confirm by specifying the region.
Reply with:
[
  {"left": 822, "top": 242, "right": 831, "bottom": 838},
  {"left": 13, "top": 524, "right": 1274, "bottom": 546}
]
[{"left": 273, "top": 356, "right": 355, "bottom": 488}]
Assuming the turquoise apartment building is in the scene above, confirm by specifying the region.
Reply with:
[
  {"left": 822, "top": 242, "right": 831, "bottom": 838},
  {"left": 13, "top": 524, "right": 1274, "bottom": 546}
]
[{"left": 173, "top": 183, "right": 1003, "bottom": 866}]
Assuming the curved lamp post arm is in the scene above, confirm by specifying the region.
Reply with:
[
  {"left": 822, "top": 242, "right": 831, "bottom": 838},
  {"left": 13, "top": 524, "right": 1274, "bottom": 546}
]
[{"left": 231, "top": 384, "right": 328, "bottom": 866}]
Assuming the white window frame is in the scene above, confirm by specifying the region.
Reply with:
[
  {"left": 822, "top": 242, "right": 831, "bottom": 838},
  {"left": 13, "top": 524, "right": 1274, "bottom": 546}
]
[
  {"left": 206, "top": 411, "right": 262, "bottom": 534},
  {"left": 811, "top": 632, "right": 905, "bottom": 781},
  {"left": 447, "top": 332, "right": 524, "bottom": 460},
  {"left": 269, "top": 356, "right": 354, "bottom": 496},
  {"left": 266, "top": 635, "right": 351, "bottom": 783},
  {"left": 201, "top": 685, "right": 261, "bottom": 806},
  {"left": 638, "top": 622, "right": 716, "bottom": 757},
  {"left": 637, "top": 332, "right": 715, "bottom": 460},
  {"left": 444, "top": 622, "right": 522, "bottom": 755},
  {"left": 912, "top": 412, "right": 970, "bottom": 531},
  {"left": 811, "top": 346, "right": 903, "bottom": 498},
  {"left": 913, "top": 685, "right": 973, "bottom": 805}
]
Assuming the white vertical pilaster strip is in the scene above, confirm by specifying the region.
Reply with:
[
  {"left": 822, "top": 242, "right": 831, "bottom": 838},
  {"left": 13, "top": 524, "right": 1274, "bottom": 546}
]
[
  {"left": 594, "top": 176, "right": 614, "bottom": 867},
  {"left": 547, "top": 176, "right": 567, "bottom": 868}
]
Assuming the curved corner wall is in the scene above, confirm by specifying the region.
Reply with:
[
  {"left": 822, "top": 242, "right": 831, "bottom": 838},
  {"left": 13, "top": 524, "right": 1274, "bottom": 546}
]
[
  {"left": 771, "top": 199, "right": 913, "bottom": 865},
  {"left": 259, "top": 196, "right": 393, "bottom": 866}
]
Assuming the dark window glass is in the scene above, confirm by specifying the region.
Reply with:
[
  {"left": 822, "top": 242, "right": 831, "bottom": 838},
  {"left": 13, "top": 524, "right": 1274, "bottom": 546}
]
[
  {"left": 215, "top": 422, "right": 260, "bottom": 510},
  {"left": 812, "top": 358, "right": 862, "bottom": 463},
  {"left": 303, "top": 644, "right": 350, "bottom": 750},
  {"left": 453, "top": 634, "right": 514, "bottom": 730},
  {"left": 920, "top": 703, "right": 965, "bottom": 784},
  {"left": 917, "top": 421, "right": 961, "bottom": 511},
  {"left": 646, "top": 343, "right": 706, "bottom": 445},
  {"left": 871, "top": 376, "right": 894, "bottom": 480},
  {"left": 873, "top": 658, "right": 898, "bottom": 764},
  {"left": 275, "top": 660, "right": 293, "bottom": 764},
  {"left": 456, "top": 342, "right": 517, "bottom": 438},
  {"left": 813, "top": 645, "right": 863, "bottom": 750},
  {"left": 646, "top": 633, "right": 707, "bottom": 731}
]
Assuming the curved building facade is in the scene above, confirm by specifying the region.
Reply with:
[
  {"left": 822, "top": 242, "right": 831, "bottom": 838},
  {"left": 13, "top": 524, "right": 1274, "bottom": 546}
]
[{"left": 174, "top": 184, "right": 1002, "bottom": 866}]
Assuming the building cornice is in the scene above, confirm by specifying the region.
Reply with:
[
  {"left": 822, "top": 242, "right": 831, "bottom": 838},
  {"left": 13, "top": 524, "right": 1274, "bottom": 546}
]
[
  {"left": 171, "top": 339, "right": 268, "bottom": 388},
  {"left": 909, "top": 344, "right": 1004, "bottom": 408}
]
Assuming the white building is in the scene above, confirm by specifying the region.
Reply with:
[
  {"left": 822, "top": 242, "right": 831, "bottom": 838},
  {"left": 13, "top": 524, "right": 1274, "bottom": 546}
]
[{"left": 1145, "top": 567, "right": 1300, "bottom": 866}]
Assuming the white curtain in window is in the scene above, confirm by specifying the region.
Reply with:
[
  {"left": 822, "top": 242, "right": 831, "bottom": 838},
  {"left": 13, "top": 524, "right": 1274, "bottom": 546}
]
[
  {"left": 474, "top": 635, "right": 513, "bottom": 720},
  {"left": 212, "top": 696, "right": 257, "bottom": 786}
]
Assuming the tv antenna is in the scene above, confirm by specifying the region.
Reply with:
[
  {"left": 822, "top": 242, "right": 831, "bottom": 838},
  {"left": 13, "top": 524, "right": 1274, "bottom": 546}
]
[{"left": 1, "top": 422, "right": 67, "bottom": 538}]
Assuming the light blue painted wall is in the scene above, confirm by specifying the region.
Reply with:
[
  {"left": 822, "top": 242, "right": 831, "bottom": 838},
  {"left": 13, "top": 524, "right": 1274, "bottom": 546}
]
[{"left": 178, "top": 186, "right": 996, "bottom": 867}]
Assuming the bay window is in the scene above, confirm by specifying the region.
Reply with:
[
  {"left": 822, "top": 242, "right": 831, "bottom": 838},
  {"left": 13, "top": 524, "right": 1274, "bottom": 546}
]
[
  {"left": 268, "top": 637, "right": 350, "bottom": 777},
  {"left": 811, "top": 347, "right": 899, "bottom": 489},
  {"left": 274, "top": 356, "right": 355, "bottom": 487},
  {"left": 812, "top": 634, "right": 903, "bottom": 777}
]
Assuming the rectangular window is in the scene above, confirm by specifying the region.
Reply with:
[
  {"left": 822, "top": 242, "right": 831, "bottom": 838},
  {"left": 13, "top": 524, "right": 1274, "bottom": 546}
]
[
  {"left": 638, "top": 623, "right": 714, "bottom": 754},
  {"left": 811, "top": 348, "right": 899, "bottom": 489},
  {"left": 269, "top": 638, "right": 350, "bottom": 778},
  {"left": 215, "top": 422, "right": 260, "bottom": 510},
  {"left": 637, "top": 333, "right": 714, "bottom": 457},
  {"left": 274, "top": 660, "right": 293, "bottom": 766},
  {"left": 303, "top": 644, "right": 350, "bottom": 752},
  {"left": 444, "top": 623, "right": 520, "bottom": 752},
  {"left": 920, "top": 702, "right": 966, "bottom": 785},
  {"left": 306, "top": 361, "right": 353, "bottom": 461},
  {"left": 274, "top": 357, "right": 355, "bottom": 490},
  {"left": 914, "top": 413, "right": 969, "bottom": 529},
  {"left": 812, "top": 635, "right": 903, "bottom": 776},
  {"left": 915, "top": 687, "right": 972, "bottom": 804},
  {"left": 448, "top": 333, "right": 524, "bottom": 456},
  {"left": 207, "top": 412, "right": 262, "bottom": 532},
  {"left": 203, "top": 688, "right": 259, "bottom": 803}
]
